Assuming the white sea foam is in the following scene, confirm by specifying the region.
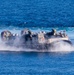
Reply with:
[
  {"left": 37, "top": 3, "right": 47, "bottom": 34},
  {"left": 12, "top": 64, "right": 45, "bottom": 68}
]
[
  {"left": 49, "top": 41, "right": 74, "bottom": 52},
  {"left": 0, "top": 40, "right": 73, "bottom": 53}
]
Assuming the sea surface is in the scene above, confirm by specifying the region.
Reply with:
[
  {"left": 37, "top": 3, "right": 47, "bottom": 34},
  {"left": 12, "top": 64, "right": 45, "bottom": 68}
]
[
  {"left": 0, "top": 52, "right": 74, "bottom": 75},
  {"left": 0, "top": 0, "right": 74, "bottom": 27},
  {"left": 0, "top": 0, "right": 74, "bottom": 75}
]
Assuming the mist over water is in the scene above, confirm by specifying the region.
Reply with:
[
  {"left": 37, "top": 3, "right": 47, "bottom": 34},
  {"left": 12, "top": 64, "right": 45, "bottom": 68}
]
[{"left": 0, "top": 41, "right": 73, "bottom": 53}]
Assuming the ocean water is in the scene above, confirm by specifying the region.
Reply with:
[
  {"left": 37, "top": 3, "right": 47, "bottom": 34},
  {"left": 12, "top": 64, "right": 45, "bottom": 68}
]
[
  {"left": 0, "top": 0, "right": 74, "bottom": 75},
  {"left": 0, "top": 0, "right": 74, "bottom": 27},
  {"left": 0, "top": 52, "right": 74, "bottom": 75}
]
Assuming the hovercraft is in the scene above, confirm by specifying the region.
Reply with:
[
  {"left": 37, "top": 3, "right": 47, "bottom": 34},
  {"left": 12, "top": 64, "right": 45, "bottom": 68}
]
[{"left": 1, "top": 29, "right": 72, "bottom": 50}]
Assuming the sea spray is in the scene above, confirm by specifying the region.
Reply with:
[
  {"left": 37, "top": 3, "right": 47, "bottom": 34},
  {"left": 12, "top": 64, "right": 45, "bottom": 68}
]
[
  {"left": 0, "top": 39, "right": 73, "bottom": 52},
  {"left": 49, "top": 41, "right": 73, "bottom": 52}
]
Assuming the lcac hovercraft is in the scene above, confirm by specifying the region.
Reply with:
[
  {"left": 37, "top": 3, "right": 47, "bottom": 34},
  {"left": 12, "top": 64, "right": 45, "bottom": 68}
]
[{"left": 1, "top": 29, "right": 72, "bottom": 50}]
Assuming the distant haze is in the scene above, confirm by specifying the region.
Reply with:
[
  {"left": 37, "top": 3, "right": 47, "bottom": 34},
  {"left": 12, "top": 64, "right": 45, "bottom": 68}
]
[{"left": 0, "top": 0, "right": 74, "bottom": 27}]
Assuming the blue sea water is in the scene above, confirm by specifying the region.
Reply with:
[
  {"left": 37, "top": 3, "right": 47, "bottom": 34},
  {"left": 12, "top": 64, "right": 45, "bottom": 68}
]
[
  {"left": 0, "top": 51, "right": 74, "bottom": 75},
  {"left": 0, "top": 0, "right": 74, "bottom": 75},
  {"left": 0, "top": 0, "right": 74, "bottom": 27}
]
